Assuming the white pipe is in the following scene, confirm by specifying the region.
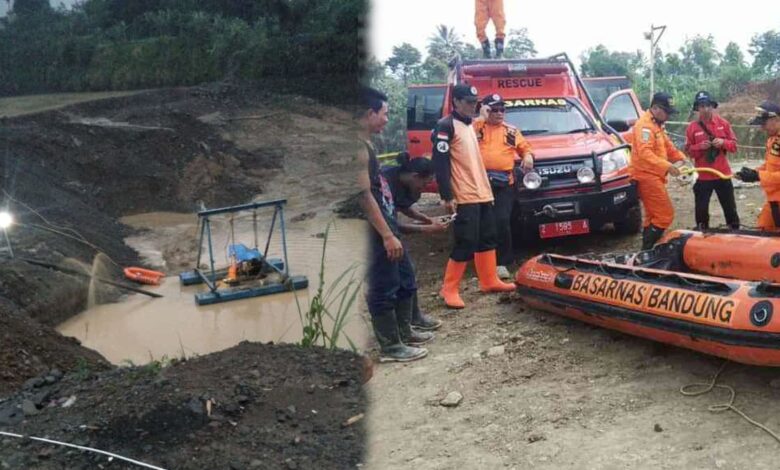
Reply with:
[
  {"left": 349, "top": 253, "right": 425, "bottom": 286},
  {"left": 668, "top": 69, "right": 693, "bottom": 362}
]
[{"left": 0, "top": 431, "right": 168, "bottom": 470}]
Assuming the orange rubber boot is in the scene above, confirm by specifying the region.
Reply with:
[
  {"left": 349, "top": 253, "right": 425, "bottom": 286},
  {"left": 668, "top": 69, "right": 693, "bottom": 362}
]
[
  {"left": 474, "top": 250, "right": 515, "bottom": 292},
  {"left": 439, "top": 259, "right": 467, "bottom": 309}
]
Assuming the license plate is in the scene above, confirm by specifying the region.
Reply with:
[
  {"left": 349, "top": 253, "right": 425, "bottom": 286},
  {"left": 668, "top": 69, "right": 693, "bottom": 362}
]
[{"left": 538, "top": 219, "right": 590, "bottom": 239}]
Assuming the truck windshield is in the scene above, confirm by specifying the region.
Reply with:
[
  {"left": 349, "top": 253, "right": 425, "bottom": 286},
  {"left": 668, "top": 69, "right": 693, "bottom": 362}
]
[{"left": 504, "top": 101, "right": 593, "bottom": 136}]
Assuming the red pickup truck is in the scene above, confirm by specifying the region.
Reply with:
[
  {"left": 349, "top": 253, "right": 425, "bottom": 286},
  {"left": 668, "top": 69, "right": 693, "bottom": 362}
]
[{"left": 406, "top": 54, "right": 644, "bottom": 241}]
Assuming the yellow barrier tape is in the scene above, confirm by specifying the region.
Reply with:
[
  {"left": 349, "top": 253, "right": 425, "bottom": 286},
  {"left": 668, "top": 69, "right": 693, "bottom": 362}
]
[{"left": 378, "top": 152, "right": 400, "bottom": 165}]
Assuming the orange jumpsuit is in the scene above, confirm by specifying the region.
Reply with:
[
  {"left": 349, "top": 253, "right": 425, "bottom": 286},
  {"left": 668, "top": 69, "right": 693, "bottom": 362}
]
[
  {"left": 475, "top": 0, "right": 506, "bottom": 43},
  {"left": 473, "top": 118, "right": 533, "bottom": 184},
  {"left": 756, "top": 133, "right": 780, "bottom": 230},
  {"left": 629, "top": 111, "right": 686, "bottom": 229}
]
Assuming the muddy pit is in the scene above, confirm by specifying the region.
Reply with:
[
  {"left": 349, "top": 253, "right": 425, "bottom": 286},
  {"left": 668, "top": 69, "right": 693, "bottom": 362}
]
[
  {"left": 58, "top": 212, "right": 369, "bottom": 365},
  {"left": 0, "top": 87, "right": 368, "bottom": 469}
]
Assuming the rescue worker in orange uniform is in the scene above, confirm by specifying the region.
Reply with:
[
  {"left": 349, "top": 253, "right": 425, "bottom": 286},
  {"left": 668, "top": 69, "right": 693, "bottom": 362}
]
[
  {"left": 475, "top": 0, "right": 506, "bottom": 58},
  {"left": 734, "top": 101, "right": 780, "bottom": 231},
  {"left": 629, "top": 92, "right": 687, "bottom": 249},
  {"left": 432, "top": 84, "right": 515, "bottom": 309},
  {"left": 473, "top": 93, "right": 534, "bottom": 279}
]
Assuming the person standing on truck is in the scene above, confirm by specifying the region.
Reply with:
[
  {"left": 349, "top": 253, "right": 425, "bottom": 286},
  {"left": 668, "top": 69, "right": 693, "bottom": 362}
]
[
  {"left": 473, "top": 93, "right": 534, "bottom": 279},
  {"left": 475, "top": 0, "right": 506, "bottom": 59},
  {"left": 432, "top": 84, "right": 515, "bottom": 309},
  {"left": 382, "top": 153, "right": 447, "bottom": 331},
  {"left": 629, "top": 92, "right": 687, "bottom": 250},
  {"left": 734, "top": 101, "right": 780, "bottom": 231},
  {"left": 684, "top": 91, "right": 740, "bottom": 230},
  {"left": 358, "top": 86, "right": 432, "bottom": 362}
]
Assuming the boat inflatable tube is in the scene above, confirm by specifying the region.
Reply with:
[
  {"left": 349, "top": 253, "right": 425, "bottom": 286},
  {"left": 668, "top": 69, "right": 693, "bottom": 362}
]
[
  {"left": 515, "top": 252, "right": 780, "bottom": 366},
  {"left": 663, "top": 229, "right": 780, "bottom": 283}
]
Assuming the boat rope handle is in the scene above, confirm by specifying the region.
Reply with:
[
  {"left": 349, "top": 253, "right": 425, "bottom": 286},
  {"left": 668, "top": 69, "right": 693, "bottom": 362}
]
[
  {"left": 678, "top": 167, "right": 732, "bottom": 179},
  {"left": 680, "top": 361, "right": 780, "bottom": 444}
]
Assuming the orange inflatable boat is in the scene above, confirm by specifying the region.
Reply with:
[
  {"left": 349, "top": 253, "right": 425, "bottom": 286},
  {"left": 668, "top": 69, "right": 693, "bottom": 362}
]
[
  {"left": 123, "top": 267, "right": 165, "bottom": 286},
  {"left": 515, "top": 230, "right": 780, "bottom": 366}
]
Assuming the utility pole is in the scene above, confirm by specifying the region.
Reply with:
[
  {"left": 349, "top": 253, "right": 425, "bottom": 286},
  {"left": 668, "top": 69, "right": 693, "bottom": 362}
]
[{"left": 644, "top": 24, "right": 666, "bottom": 102}]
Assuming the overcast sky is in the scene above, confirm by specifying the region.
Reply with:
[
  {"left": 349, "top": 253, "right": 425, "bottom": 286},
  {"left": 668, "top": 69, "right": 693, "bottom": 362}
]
[{"left": 369, "top": 0, "right": 777, "bottom": 65}]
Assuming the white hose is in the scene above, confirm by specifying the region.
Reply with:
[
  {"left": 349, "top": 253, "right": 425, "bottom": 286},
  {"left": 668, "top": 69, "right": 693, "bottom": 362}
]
[{"left": 0, "top": 431, "right": 167, "bottom": 470}]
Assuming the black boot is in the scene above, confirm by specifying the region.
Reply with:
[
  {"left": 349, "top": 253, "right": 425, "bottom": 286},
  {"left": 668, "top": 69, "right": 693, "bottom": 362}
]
[
  {"left": 397, "top": 296, "right": 434, "bottom": 346},
  {"left": 371, "top": 309, "right": 427, "bottom": 363},
  {"left": 481, "top": 40, "right": 491, "bottom": 59},
  {"left": 696, "top": 222, "right": 708, "bottom": 232},
  {"left": 494, "top": 38, "right": 504, "bottom": 59},
  {"left": 641, "top": 225, "right": 665, "bottom": 250},
  {"left": 410, "top": 293, "right": 442, "bottom": 331}
]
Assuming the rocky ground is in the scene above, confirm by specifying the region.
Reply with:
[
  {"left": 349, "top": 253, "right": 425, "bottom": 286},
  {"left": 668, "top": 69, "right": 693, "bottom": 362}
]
[
  {"left": 0, "top": 85, "right": 366, "bottom": 469},
  {"left": 365, "top": 173, "right": 780, "bottom": 469}
]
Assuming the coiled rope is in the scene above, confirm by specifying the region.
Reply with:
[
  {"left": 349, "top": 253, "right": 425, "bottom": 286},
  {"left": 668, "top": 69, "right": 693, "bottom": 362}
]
[{"left": 680, "top": 361, "right": 780, "bottom": 444}]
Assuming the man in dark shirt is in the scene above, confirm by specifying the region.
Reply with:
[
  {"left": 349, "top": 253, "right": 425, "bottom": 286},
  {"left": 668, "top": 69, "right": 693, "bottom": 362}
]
[
  {"left": 382, "top": 153, "right": 446, "bottom": 331},
  {"left": 359, "top": 87, "right": 432, "bottom": 362}
]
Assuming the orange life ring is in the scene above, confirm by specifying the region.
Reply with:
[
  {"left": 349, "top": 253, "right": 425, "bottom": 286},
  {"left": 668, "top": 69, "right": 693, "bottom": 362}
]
[{"left": 124, "top": 267, "right": 165, "bottom": 286}]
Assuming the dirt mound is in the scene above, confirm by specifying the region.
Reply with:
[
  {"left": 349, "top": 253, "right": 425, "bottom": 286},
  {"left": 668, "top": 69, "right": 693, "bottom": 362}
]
[
  {"left": 1, "top": 87, "right": 280, "bottom": 218},
  {"left": 0, "top": 310, "right": 109, "bottom": 397},
  {"left": 718, "top": 78, "right": 780, "bottom": 119},
  {"left": 0, "top": 342, "right": 366, "bottom": 469}
]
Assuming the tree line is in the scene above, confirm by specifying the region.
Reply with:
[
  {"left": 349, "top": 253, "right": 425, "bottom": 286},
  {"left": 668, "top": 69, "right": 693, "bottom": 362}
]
[
  {"left": 370, "top": 25, "right": 780, "bottom": 153},
  {"left": 0, "top": 0, "right": 365, "bottom": 103},
  {"left": 580, "top": 33, "right": 779, "bottom": 113}
]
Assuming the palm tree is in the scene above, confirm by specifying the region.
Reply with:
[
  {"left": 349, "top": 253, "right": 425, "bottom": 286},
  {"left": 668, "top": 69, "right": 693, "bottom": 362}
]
[{"left": 427, "top": 24, "right": 463, "bottom": 62}]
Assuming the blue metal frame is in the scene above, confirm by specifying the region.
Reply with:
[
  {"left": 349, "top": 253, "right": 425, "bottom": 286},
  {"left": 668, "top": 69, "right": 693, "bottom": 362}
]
[{"left": 182, "top": 199, "right": 305, "bottom": 304}]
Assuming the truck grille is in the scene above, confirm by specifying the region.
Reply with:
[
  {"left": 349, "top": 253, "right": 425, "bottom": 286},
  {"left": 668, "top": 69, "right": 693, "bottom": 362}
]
[{"left": 525, "top": 158, "right": 595, "bottom": 190}]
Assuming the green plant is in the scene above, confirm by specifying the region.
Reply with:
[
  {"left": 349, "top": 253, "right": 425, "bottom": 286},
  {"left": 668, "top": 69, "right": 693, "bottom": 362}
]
[
  {"left": 120, "top": 355, "right": 175, "bottom": 381},
  {"left": 72, "top": 357, "right": 92, "bottom": 381},
  {"left": 293, "top": 220, "right": 362, "bottom": 351}
]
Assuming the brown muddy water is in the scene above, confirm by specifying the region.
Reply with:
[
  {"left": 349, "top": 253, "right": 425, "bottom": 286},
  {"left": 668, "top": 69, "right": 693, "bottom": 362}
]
[{"left": 57, "top": 212, "right": 370, "bottom": 364}]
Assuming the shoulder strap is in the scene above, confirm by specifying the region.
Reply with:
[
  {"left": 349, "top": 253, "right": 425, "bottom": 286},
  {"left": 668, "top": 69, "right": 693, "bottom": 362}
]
[{"left": 698, "top": 120, "right": 715, "bottom": 140}]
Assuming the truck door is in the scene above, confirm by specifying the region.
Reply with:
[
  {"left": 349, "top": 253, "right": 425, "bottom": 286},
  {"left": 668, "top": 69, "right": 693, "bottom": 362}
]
[
  {"left": 601, "top": 89, "right": 643, "bottom": 144},
  {"left": 602, "top": 89, "right": 642, "bottom": 133},
  {"left": 406, "top": 85, "right": 445, "bottom": 157}
]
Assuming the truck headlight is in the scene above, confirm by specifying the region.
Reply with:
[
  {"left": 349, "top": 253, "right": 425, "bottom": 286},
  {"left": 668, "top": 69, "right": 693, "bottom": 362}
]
[
  {"left": 577, "top": 167, "right": 595, "bottom": 184},
  {"left": 523, "top": 171, "right": 542, "bottom": 190},
  {"left": 601, "top": 150, "right": 629, "bottom": 174}
]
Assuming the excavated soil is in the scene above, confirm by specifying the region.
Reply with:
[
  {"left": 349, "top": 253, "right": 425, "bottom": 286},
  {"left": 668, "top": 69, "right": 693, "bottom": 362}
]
[
  {"left": 0, "top": 342, "right": 366, "bottom": 470},
  {"left": 718, "top": 79, "right": 780, "bottom": 119}
]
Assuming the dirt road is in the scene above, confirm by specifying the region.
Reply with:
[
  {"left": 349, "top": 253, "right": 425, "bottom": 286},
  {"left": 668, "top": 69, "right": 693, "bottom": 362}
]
[{"left": 365, "top": 173, "right": 780, "bottom": 469}]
